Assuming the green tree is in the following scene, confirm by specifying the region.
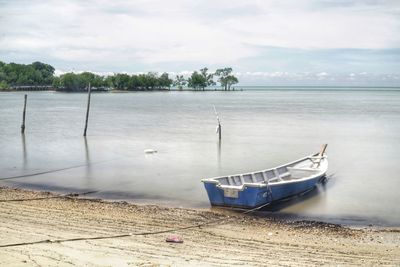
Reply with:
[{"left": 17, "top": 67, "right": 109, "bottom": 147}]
[
  {"left": 77, "top": 72, "right": 104, "bottom": 88},
  {"left": 158, "top": 72, "right": 173, "bottom": 89},
  {"left": 31, "top": 61, "right": 55, "bottom": 85},
  {"left": 137, "top": 74, "right": 148, "bottom": 89},
  {"left": 92, "top": 75, "right": 105, "bottom": 88},
  {"left": 187, "top": 67, "right": 215, "bottom": 90},
  {"left": 173, "top": 75, "right": 186, "bottom": 90},
  {"left": 215, "top": 67, "right": 239, "bottom": 90},
  {"left": 0, "top": 61, "right": 6, "bottom": 88},
  {"left": 59, "top": 73, "right": 86, "bottom": 91},
  {"left": 128, "top": 75, "right": 141, "bottom": 90},
  {"left": 113, "top": 73, "right": 130, "bottom": 89},
  {"left": 104, "top": 75, "right": 115, "bottom": 88},
  {"left": 79, "top": 72, "right": 95, "bottom": 87},
  {"left": 225, "top": 75, "right": 238, "bottom": 90},
  {"left": 187, "top": 71, "right": 207, "bottom": 90},
  {"left": 0, "top": 61, "right": 55, "bottom": 86},
  {"left": 146, "top": 72, "right": 159, "bottom": 89},
  {"left": 0, "top": 81, "right": 8, "bottom": 90},
  {"left": 52, "top": 76, "right": 61, "bottom": 88},
  {"left": 200, "top": 67, "right": 215, "bottom": 90}
]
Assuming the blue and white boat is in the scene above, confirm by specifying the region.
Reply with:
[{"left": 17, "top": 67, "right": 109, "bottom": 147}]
[{"left": 202, "top": 145, "right": 328, "bottom": 209}]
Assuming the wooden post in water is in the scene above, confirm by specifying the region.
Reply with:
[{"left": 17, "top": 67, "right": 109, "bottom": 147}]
[
  {"left": 21, "top": 94, "right": 27, "bottom": 134},
  {"left": 218, "top": 122, "right": 221, "bottom": 140},
  {"left": 21, "top": 132, "right": 27, "bottom": 168},
  {"left": 213, "top": 105, "right": 222, "bottom": 140},
  {"left": 83, "top": 83, "right": 91, "bottom": 137}
]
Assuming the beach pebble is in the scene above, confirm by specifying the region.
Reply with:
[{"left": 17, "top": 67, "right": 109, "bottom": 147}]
[{"left": 166, "top": 235, "right": 183, "bottom": 243}]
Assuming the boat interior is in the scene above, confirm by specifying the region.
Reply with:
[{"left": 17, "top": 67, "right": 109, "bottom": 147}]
[{"left": 211, "top": 155, "right": 326, "bottom": 187}]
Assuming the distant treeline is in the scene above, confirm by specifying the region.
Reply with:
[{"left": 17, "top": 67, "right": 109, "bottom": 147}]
[
  {"left": 0, "top": 61, "right": 239, "bottom": 91},
  {"left": 0, "top": 61, "right": 54, "bottom": 89},
  {"left": 53, "top": 72, "right": 174, "bottom": 91}
]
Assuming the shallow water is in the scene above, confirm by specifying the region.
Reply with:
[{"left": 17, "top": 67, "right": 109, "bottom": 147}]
[{"left": 1, "top": 89, "right": 400, "bottom": 226}]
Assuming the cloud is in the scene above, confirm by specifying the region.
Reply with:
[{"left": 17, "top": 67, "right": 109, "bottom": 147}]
[{"left": 0, "top": 0, "right": 399, "bottom": 85}]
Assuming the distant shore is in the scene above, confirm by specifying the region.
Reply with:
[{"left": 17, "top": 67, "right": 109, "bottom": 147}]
[
  {"left": 2, "top": 86, "right": 400, "bottom": 93},
  {"left": 0, "top": 88, "right": 242, "bottom": 92},
  {"left": 0, "top": 187, "right": 399, "bottom": 266}
]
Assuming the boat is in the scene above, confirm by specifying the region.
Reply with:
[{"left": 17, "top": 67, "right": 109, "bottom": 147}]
[{"left": 201, "top": 144, "right": 328, "bottom": 208}]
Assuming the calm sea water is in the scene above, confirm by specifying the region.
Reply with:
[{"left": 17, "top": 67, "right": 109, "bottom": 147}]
[{"left": 1, "top": 88, "right": 400, "bottom": 226}]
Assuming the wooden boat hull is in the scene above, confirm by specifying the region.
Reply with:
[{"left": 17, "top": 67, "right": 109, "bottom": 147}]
[
  {"left": 203, "top": 174, "right": 325, "bottom": 208},
  {"left": 202, "top": 150, "right": 328, "bottom": 209}
]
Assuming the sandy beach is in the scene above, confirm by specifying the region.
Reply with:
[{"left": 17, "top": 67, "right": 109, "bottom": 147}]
[{"left": 0, "top": 187, "right": 399, "bottom": 266}]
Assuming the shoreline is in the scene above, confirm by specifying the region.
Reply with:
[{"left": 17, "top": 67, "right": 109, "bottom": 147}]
[
  {"left": 0, "top": 88, "right": 239, "bottom": 93},
  {"left": 1, "top": 186, "right": 399, "bottom": 266},
  {"left": 6, "top": 182, "right": 398, "bottom": 228},
  {"left": 1, "top": 85, "right": 400, "bottom": 94}
]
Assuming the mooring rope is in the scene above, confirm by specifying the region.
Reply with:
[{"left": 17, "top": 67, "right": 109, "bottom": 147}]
[
  {"left": 0, "top": 200, "right": 272, "bottom": 248},
  {"left": 0, "top": 174, "right": 334, "bottom": 248},
  {"left": 0, "top": 160, "right": 114, "bottom": 181},
  {"left": 0, "top": 191, "right": 98, "bottom": 203}
]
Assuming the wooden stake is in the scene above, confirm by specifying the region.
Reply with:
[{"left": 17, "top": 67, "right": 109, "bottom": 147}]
[
  {"left": 84, "top": 136, "right": 90, "bottom": 163},
  {"left": 213, "top": 105, "right": 222, "bottom": 140},
  {"left": 21, "top": 133, "right": 27, "bottom": 168},
  {"left": 217, "top": 137, "right": 222, "bottom": 168},
  {"left": 83, "top": 83, "right": 91, "bottom": 137},
  {"left": 84, "top": 136, "right": 92, "bottom": 181},
  {"left": 21, "top": 94, "right": 27, "bottom": 134}
]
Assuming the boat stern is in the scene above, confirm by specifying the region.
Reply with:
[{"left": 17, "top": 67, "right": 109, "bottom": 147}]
[{"left": 202, "top": 180, "right": 269, "bottom": 208}]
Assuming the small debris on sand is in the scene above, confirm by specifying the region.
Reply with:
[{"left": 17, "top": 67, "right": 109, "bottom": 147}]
[
  {"left": 0, "top": 187, "right": 399, "bottom": 266},
  {"left": 166, "top": 235, "right": 183, "bottom": 243}
]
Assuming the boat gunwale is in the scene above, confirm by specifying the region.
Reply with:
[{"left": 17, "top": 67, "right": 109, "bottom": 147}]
[{"left": 201, "top": 154, "right": 328, "bottom": 190}]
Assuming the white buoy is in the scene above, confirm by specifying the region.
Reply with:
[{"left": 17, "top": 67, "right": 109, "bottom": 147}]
[{"left": 144, "top": 149, "right": 157, "bottom": 154}]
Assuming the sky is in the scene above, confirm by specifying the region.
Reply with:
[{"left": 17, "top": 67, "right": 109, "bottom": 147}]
[{"left": 0, "top": 0, "right": 399, "bottom": 86}]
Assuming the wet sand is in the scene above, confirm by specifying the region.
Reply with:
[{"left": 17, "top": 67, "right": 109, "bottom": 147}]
[{"left": 0, "top": 187, "right": 399, "bottom": 266}]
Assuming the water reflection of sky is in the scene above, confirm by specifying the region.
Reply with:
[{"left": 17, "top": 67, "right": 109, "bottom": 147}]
[{"left": 1, "top": 90, "right": 400, "bottom": 226}]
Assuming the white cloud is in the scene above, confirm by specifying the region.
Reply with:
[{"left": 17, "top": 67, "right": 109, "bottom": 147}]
[
  {"left": 0, "top": 1, "right": 257, "bottom": 65},
  {"left": 0, "top": 0, "right": 399, "bottom": 85}
]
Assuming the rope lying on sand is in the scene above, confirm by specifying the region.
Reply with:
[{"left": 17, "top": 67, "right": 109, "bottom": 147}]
[
  {"left": 0, "top": 191, "right": 98, "bottom": 203},
  {"left": 0, "top": 199, "right": 272, "bottom": 248},
  {"left": 0, "top": 174, "right": 334, "bottom": 248}
]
